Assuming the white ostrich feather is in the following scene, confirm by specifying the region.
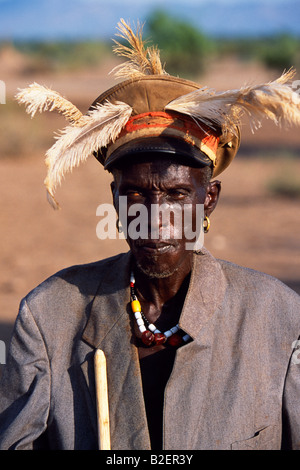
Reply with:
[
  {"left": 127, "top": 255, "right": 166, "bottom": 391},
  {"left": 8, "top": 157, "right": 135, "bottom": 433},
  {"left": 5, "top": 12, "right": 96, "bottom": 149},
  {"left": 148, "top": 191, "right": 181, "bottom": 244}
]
[
  {"left": 166, "top": 69, "right": 300, "bottom": 135},
  {"left": 15, "top": 82, "right": 84, "bottom": 124},
  {"left": 44, "top": 101, "right": 133, "bottom": 209},
  {"left": 111, "top": 18, "right": 166, "bottom": 79}
]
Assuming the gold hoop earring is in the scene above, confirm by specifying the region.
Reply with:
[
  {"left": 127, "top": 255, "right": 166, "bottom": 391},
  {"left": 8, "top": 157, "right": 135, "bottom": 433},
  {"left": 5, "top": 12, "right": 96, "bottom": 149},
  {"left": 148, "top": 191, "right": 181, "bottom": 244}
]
[{"left": 203, "top": 215, "right": 210, "bottom": 233}]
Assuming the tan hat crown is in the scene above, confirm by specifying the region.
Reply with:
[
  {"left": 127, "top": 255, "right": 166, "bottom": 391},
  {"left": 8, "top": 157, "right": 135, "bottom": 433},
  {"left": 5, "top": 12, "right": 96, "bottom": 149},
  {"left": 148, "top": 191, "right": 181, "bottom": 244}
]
[{"left": 90, "top": 75, "right": 240, "bottom": 175}]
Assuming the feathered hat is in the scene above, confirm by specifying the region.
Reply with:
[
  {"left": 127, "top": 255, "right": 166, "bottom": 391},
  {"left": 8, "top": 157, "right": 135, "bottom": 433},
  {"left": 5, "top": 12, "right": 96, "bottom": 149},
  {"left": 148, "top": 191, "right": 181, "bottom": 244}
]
[{"left": 16, "top": 19, "right": 300, "bottom": 209}]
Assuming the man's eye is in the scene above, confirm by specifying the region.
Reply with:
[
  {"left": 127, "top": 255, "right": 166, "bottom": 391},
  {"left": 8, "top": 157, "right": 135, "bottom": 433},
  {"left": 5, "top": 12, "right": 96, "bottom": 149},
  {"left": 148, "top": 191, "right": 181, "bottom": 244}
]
[
  {"left": 126, "top": 190, "right": 143, "bottom": 197},
  {"left": 168, "top": 190, "right": 187, "bottom": 199}
]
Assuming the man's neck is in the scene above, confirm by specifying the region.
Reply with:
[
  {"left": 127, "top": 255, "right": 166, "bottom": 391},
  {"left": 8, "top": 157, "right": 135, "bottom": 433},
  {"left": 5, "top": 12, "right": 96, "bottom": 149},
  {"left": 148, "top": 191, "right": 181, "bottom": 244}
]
[{"left": 132, "top": 259, "right": 192, "bottom": 324}]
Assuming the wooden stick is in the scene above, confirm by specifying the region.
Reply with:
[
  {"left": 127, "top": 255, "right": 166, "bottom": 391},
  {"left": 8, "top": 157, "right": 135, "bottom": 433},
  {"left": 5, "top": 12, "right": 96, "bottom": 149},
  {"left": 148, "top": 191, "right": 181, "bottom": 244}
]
[{"left": 94, "top": 349, "right": 111, "bottom": 450}]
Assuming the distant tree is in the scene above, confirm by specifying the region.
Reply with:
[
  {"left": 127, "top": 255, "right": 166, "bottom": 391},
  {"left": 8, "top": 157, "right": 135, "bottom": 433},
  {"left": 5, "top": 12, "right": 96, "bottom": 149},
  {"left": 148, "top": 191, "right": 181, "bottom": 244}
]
[
  {"left": 257, "top": 34, "right": 300, "bottom": 71},
  {"left": 145, "top": 10, "right": 213, "bottom": 78}
]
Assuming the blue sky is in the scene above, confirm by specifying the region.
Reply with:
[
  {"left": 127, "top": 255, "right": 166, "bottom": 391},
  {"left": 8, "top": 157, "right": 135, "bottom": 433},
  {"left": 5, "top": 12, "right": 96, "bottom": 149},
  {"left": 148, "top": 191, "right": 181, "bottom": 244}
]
[{"left": 0, "top": 0, "right": 299, "bottom": 40}]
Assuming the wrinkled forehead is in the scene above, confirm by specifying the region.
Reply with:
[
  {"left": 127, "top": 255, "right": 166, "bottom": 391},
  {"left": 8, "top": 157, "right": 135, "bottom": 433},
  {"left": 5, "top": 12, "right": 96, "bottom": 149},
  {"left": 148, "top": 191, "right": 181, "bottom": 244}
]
[
  {"left": 111, "top": 152, "right": 211, "bottom": 188},
  {"left": 111, "top": 150, "right": 209, "bottom": 172}
]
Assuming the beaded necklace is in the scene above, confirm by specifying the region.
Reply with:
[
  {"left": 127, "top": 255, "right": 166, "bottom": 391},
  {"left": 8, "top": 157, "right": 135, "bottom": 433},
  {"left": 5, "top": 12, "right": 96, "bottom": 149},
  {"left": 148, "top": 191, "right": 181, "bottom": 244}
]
[{"left": 130, "top": 272, "right": 191, "bottom": 347}]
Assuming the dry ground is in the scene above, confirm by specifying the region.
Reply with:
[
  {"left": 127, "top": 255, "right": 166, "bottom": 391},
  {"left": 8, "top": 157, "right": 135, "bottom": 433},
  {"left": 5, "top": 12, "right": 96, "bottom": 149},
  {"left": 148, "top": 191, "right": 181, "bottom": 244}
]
[{"left": 1, "top": 51, "right": 300, "bottom": 367}]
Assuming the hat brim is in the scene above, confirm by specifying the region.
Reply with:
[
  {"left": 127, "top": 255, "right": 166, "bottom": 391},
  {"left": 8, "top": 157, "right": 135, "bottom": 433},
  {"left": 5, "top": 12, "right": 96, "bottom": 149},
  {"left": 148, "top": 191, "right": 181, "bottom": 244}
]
[{"left": 103, "top": 136, "right": 212, "bottom": 171}]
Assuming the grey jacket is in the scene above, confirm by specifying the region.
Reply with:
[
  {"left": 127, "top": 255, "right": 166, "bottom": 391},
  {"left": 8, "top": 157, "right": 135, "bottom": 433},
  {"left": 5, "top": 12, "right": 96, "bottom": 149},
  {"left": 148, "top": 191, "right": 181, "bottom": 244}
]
[{"left": 0, "top": 248, "right": 300, "bottom": 450}]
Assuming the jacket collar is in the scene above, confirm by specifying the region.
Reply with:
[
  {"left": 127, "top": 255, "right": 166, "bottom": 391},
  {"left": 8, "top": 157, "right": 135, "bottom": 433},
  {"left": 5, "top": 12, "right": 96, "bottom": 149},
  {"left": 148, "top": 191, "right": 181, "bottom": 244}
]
[
  {"left": 179, "top": 248, "right": 227, "bottom": 339},
  {"left": 82, "top": 251, "right": 132, "bottom": 348},
  {"left": 82, "top": 247, "right": 226, "bottom": 348}
]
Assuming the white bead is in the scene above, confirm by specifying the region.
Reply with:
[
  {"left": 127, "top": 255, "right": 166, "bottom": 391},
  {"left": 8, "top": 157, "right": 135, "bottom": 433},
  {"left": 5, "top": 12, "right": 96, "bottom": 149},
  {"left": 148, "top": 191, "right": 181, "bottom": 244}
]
[
  {"left": 130, "top": 272, "right": 135, "bottom": 283},
  {"left": 139, "top": 325, "right": 146, "bottom": 333},
  {"left": 148, "top": 324, "right": 156, "bottom": 332},
  {"left": 134, "top": 312, "right": 142, "bottom": 319},
  {"left": 136, "top": 318, "right": 144, "bottom": 327}
]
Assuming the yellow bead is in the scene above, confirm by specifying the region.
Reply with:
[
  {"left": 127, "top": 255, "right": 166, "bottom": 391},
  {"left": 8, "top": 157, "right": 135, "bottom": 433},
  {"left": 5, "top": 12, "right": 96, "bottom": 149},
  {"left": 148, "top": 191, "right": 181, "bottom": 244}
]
[{"left": 131, "top": 300, "right": 141, "bottom": 313}]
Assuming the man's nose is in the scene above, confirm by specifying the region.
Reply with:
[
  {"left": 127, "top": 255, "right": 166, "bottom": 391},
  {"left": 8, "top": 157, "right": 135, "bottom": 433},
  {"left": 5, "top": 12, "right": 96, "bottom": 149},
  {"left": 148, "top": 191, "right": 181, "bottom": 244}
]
[
  {"left": 149, "top": 202, "right": 182, "bottom": 240},
  {"left": 145, "top": 194, "right": 163, "bottom": 234}
]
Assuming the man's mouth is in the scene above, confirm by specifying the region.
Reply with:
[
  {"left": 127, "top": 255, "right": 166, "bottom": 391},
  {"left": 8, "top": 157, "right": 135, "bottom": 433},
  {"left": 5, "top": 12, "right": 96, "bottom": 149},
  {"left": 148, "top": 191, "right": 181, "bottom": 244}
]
[{"left": 134, "top": 240, "right": 175, "bottom": 254}]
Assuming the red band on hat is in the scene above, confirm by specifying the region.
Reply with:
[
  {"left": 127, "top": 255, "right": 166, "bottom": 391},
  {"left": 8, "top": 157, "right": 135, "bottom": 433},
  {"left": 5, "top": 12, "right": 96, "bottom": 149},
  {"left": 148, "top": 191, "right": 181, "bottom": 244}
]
[{"left": 117, "top": 111, "right": 219, "bottom": 162}]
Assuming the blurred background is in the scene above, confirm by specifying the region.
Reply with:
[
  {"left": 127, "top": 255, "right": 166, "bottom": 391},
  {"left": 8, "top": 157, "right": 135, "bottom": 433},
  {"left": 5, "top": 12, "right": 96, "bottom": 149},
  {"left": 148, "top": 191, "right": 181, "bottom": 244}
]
[{"left": 1, "top": 0, "right": 300, "bottom": 371}]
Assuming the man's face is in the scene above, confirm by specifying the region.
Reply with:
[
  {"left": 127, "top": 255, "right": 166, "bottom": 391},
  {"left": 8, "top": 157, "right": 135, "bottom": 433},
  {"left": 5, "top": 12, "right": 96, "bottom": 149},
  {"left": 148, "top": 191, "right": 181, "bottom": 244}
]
[{"left": 112, "top": 156, "right": 218, "bottom": 279}]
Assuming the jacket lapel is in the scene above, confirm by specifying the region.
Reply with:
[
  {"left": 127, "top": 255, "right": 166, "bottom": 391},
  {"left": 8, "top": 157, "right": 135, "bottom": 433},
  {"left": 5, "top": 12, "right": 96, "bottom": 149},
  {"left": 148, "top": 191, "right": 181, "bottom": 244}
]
[
  {"left": 179, "top": 248, "right": 227, "bottom": 338},
  {"left": 164, "top": 248, "right": 227, "bottom": 448},
  {"left": 80, "top": 252, "right": 151, "bottom": 450}
]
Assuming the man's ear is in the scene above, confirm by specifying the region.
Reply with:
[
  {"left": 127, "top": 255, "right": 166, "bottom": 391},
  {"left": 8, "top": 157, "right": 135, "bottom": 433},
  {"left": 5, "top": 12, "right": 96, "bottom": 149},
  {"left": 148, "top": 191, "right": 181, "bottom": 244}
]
[{"left": 204, "top": 180, "right": 221, "bottom": 216}]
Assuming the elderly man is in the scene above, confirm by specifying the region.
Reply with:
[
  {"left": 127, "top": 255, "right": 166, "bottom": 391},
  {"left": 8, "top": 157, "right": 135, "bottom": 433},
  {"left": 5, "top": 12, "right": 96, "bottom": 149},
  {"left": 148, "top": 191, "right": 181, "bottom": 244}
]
[{"left": 1, "top": 20, "right": 300, "bottom": 450}]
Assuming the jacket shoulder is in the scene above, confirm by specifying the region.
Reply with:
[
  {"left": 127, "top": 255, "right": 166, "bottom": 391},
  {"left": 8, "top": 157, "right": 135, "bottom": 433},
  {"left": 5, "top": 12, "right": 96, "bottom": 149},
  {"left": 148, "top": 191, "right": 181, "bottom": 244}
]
[
  {"left": 24, "top": 252, "right": 129, "bottom": 309},
  {"left": 218, "top": 258, "right": 300, "bottom": 306},
  {"left": 16, "top": 252, "right": 130, "bottom": 344}
]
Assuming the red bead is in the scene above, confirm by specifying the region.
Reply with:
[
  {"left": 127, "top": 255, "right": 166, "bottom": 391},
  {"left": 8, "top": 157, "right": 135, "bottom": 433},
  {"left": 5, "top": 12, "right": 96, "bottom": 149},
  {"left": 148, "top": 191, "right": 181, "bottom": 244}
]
[
  {"left": 154, "top": 333, "right": 167, "bottom": 345},
  {"left": 168, "top": 333, "right": 183, "bottom": 347},
  {"left": 141, "top": 330, "right": 155, "bottom": 346}
]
